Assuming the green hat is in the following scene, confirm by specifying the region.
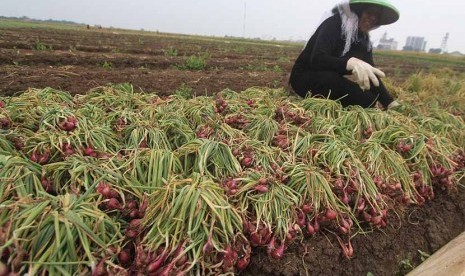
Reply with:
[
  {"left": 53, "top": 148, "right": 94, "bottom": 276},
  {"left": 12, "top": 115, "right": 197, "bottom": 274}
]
[{"left": 349, "top": 0, "right": 399, "bottom": 25}]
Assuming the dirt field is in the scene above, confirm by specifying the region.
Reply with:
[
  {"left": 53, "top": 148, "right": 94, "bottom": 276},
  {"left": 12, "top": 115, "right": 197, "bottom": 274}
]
[
  {"left": 0, "top": 26, "right": 300, "bottom": 97},
  {"left": 2, "top": 26, "right": 465, "bottom": 97},
  {"left": 1, "top": 24, "right": 465, "bottom": 275}
]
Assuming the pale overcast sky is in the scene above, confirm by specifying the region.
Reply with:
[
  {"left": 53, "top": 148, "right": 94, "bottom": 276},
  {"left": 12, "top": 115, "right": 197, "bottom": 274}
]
[{"left": 1, "top": 0, "right": 464, "bottom": 53}]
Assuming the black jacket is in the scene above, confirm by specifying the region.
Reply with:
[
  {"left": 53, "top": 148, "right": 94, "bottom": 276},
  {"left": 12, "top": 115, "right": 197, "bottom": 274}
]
[{"left": 291, "top": 13, "right": 374, "bottom": 77}]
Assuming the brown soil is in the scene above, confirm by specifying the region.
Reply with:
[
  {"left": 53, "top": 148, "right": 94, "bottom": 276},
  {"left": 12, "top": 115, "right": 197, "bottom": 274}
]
[
  {"left": 1, "top": 26, "right": 464, "bottom": 275},
  {"left": 3, "top": 27, "right": 464, "bottom": 97},
  {"left": 242, "top": 188, "right": 465, "bottom": 276},
  {"left": 0, "top": 27, "right": 296, "bottom": 97}
]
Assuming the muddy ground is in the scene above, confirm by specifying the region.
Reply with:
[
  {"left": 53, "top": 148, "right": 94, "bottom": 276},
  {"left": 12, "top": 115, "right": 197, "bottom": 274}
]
[{"left": 1, "top": 26, "right": 465, "bottom": 275}]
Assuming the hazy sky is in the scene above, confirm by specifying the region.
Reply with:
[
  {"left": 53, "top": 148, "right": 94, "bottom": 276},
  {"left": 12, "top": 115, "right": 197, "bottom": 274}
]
[{"left": 1, "top": 0, "right": 464, "bottom": 53}]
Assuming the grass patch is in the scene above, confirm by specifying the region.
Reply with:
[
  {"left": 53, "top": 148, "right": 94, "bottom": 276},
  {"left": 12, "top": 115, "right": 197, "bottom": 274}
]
[
  {"left": 375, "top": 50, "right": 465, "bottom": 66},
  {"left": 0, "top": 19, "right": 84, "bottom": 30},
  {"left": 177, "top": 53, "right": 209, "bottom": 70},
  {"left": 163, "top": 46, "right": 178, "bottom": 57},
  {"left": 101, "top": 61, "right": 113, "bottom": 69},
  {"left": 33, "top": 39, "right": 52, "bottom": 51}
]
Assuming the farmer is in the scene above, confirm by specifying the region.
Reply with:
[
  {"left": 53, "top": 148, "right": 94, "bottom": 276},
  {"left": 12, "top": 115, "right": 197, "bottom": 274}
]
[{"left": 289, "top": 0, "right": 400, "bottom": 109}]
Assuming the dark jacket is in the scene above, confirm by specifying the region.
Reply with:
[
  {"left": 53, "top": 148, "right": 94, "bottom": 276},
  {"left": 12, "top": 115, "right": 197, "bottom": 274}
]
[
  {"left": 288, "top": 13, "right": 394, "bottom": 107},
  {"left": 290, "top": 13, "right": 374, "bottom": 78}
]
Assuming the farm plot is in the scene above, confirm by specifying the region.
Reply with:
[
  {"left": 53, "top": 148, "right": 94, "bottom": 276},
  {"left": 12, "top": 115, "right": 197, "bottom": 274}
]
[
  {"left": 0, "top": 26, "right": 298, "bottom": 97},
  {"left": 2, "top": 25, "right": 465, "bottom": 97}
]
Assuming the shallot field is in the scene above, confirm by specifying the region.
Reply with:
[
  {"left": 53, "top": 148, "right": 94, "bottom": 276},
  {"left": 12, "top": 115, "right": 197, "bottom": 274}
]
[{"left": 0, "top": 19, "right": 465, "bottom": 276}]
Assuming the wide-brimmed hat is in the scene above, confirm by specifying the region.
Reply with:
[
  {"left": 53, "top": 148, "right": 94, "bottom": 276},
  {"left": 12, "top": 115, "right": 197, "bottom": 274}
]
[{"left": 349, "top": 0, "right": 399, "bottom": 25}]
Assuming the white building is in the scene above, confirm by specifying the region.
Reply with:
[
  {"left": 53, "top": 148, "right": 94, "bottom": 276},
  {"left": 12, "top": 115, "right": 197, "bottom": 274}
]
[{"left": 377, "top": 32, "right": 398, "bottom": 50}]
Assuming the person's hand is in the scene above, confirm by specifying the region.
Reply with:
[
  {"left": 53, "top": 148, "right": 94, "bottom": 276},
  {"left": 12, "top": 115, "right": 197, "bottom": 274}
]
[
  {"left": 387, "top": 100, "right": 400, "bottom": 109},
  {"left": 346, "top": 57, "right": 385, "bottom": 91}
]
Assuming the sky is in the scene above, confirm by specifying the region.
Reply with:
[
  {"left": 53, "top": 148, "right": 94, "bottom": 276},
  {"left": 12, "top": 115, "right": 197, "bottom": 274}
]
[{"left": 1, "top": 0, "right": 465, "bottom": 53}]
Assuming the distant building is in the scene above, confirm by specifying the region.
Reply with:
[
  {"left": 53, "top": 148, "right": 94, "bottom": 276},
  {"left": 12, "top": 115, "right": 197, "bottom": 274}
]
[
  {"left": 428, "top": 48, "right": 442, "bottom": 54},
  {"left": 429, "top": 33, "right": 450, "bottom": 54},
  {"left": 403, "top": 36, "right": 427, "bottom": 52},
  {"left": 377, "top": 32, "right": 398, "bottom": 50}
]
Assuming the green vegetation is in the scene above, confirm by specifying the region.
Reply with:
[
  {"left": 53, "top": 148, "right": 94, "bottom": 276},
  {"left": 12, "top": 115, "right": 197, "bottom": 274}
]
[
  {"left": 0, "top": 18, "right": 84, "bottom": 30},
  {"left": 178, "top": 53, "right": 209, "bottom": 70},
  {"left": 0, "top": 18, "right": 301, "bottom": 50},
  {"left": 394, "top": 68, "right": 465, "bottom": 115},
  {"left": 0, "top": 78, "right": 463, "bottom": 274},
  {"left": 163, "top": 46, "right": 178, "bottom": 57},
  {"left": 375, "top": 50, "right": 465, "bottom": 66},
  {"left": 395, "top": 250, "right": 430, "bottom": 276},
  {"left": 398, "top": 258, "right": 414, "bottom": 275},
  {"left": 277, "top": 56, "right": 291, "bottom": 63},
  {"left": 101, "top": 61, "right": 112, "bottom": 69},
  {"left": 418, "top": 250, "right": 430, "bottom": 262},
  {"left": 243, "top": 63, "right": 282, "bottom": 72},
  {"left": 174, "top": 83, "right": 194, "bottom": 99},
  {"left": 33, "top": 39, "right": 52, "bottom": 51},
  {"left": 235, "top": 46, "right": 247, "bottom": 54}
]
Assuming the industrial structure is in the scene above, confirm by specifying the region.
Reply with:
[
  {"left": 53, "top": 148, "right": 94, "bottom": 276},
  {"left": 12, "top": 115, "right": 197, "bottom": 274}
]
[
  {"left": 377, "top": 32, "right": 398, "bottom": 50},
  {"left": 440, "top": 33, "right": 449, "bottom": 54}
]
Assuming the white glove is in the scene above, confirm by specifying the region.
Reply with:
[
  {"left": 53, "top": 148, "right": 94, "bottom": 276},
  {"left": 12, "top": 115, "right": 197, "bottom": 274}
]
[
  {"left": 387, "top": 100, "right": 400, "bottom": 109},
  {"left": 346, "top": 57, "right": 385, "bottom": 91}
]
